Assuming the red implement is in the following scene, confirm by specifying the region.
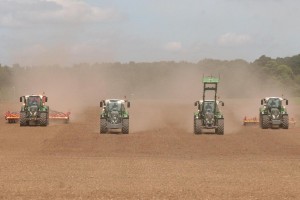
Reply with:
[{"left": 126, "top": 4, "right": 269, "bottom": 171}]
[
  {"left": 243, "top": 116, "right": 259, "bottom": 126},
  {"left": 4, "top": 110, "right": 70, "bottom": 124},
  {"left": 49, "top": 110, "right": 70, "bottom": 123},
  {"left": 4, "top": 111, "right": 20, "bottom": 123}
]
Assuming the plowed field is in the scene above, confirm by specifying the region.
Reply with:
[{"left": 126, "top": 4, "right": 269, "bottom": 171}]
[{"left": 1, "top": 101, "right": 299, "bottom": 199}]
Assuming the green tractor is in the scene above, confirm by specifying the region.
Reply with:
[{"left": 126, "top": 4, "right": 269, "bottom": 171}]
[
  {"left": 19, "top": 95, "right": 49, "bottom": 126},
  {"left": 194, "top": 76, "right": 225, "bottom": 135},
  {"left": 100, "top": 99, "right": 130, "bottom": 134},
  {"left": 259, "top": 97, "right": 289, "bottom": 129}
]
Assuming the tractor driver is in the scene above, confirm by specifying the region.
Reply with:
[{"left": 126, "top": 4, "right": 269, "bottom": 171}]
[
  {"left": 205, "top": 102, "right": 213, "bottom": 113},
  {"left": 269, "top": 99, "right": 277, "bottom": 107},
  {"left": 112, "top": 103, "right": 118, "bottom": 110},
  {"left": 29, "top": 97, "right": 39, "bottom": 106}
]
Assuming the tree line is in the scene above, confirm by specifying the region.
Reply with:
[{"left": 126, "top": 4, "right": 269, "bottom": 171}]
[{"left": 0, "top": 54, "right": 300, "bottom": 101}]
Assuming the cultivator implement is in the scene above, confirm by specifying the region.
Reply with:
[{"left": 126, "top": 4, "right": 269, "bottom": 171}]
[
  {"left": 290, "top": 117, "right": 296, "bottom": 127},
  {"left": 4, "top": 110, "right": 70, "bottom": 124},
  {"left": 49, "top": 110, "right": 70, "bottom": 123},
  {"left": 4, "top": 111, "right": 20, "bottom": 123},
  {"left": 243, "top": 116, "right": 259, "bottom": 126}
]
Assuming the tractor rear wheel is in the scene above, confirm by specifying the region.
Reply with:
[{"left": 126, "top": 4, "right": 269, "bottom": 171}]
[
  {"left": 261, "top": 115, "right": 269, "bottom": 129},
  {"left": 194, "top": 118, "right": 202, "bottom": 134},
  {"left": 122, "top": 119, "right": 129, "bottom": 134},
  {"left": 282, "top": 115, "right": 289, "bottom": 129},
  {"left": 216, "top": 119, "right": 224, "bottom": 135},
  {"left": 20, "top": 112, "right": 27, "bottom": 126},
  {"left": 100, "top": 118, "right": 108, "bottom": 134},
  {"left": 40, "top": 112, "right": 48, "bottom": 126}
]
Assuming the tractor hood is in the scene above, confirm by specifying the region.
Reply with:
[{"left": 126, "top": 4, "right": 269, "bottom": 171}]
[{"left": 28, "top": 105, "right": 38, "bottom": 117}]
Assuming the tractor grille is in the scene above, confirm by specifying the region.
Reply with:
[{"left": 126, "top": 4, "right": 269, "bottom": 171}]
[
  {"left": 29, "top": 106, "right": 38, "bottom": 117},
  {"left": 271, "top": 108, "right": 280, "bottom": 120},
  {"left": 109, "top": 111, "right": 121, "bottom": 124},
  {"left": 205, "top": 112, "right": 215, "bottom": 126}
]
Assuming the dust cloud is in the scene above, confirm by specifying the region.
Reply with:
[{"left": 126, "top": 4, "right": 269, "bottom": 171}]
[{"left": 10, "top": 60, "right": 292, "bottom": 133}]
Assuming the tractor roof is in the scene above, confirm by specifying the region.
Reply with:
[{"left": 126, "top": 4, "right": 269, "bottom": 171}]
[
  {"left": 25, "top": 94, "right": 44, "bottom": 98},
  {"left": 199, "top": 100, "right": 222, "bottom": 104},
  {"left": 202, "top": 76, "right": 219, "bottom": 83},
  {"left": 105, "top": 99, "right": 125, "bottom": 104},
  {"left": 264, "top": 97, "right": 284, "bottom": 101}
]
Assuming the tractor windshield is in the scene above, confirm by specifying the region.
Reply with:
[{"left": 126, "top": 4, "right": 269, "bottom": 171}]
[
  {"left": 27, "top": 96, "right": 41, "bottom": 106},
  {"left": 107, "top": 102, "right": 121, "bottom": 111},
  {"left": 203, "top": 102, "right": 215, "bottom": 113},
  {"left": 267, "top": 98, "right": 281, "bottom": 108}
]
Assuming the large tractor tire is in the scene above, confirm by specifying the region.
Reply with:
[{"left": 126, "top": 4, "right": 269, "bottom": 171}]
[
  {"left": 194, "top": 118, "right": 202, "bottom": 134},
  {"left": 282, "top": 115, "right": 289, "bottom": 129},
  {"left": 216, "top": 119, "right": 224, "bottom": 135},
  {"left": 20, "top": 112, "right": 27, "bottom": 126},
  {"left": 100, "top": 118, "right": 108, "bottom": 134},
  {"left": 47, "top": 112, "right": 50, "bottom": 125},
  {"left": 259, "top": 114, "right": 262, "bottom": 128},
  {"left": 39, "top": 112, "right": 48, "bottom": 126},
  {"left": 261, "top": 115, "right": 269, "bottom": 129},
  {"left": 122, "top": 118, "right": 129, "bottom": 134}
]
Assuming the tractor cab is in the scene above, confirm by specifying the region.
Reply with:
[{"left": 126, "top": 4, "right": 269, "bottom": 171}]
[
  {"left": 106, "top": 100, "right": 123, "bottom": 112},
  {"left": 261, "top": 97, "right": 288, "bottom": 111},
  {"left": 20, "top": 95, "right": 48, "bottom": 107},
  {"left": 267, "top": 98, "right": 281, "bottom": 108},
  {"left": 27, "top": 96, "right": 41, "bottom": 106}
]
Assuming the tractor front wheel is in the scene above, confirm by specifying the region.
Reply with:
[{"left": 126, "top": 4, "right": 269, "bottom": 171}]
[
  {"left": 40, "top": 112, "right": 48, "bottom": 126},
  {"left": 20, "top": 112, "right": 27, "bottom": 126},
  {"left": 122, "top": 119, "right": 129, "bottom": 134},
  {"left": 194, "top": 118, "right": 202, "bottom": 134},
  {"left": 282, "top": 115, "right": 289, "bottom": 129},
  {"left": 216, "top": 119, "right": 224, "bottom": 135},
  {"left": 259, "top": 114, "right": 262, "bottom": 128},
  {"left": 261, "top": 115, "right": 269, "bottom": 129},
  {"left": 100, "top": 118, "right": 108, "bottom": 134}
]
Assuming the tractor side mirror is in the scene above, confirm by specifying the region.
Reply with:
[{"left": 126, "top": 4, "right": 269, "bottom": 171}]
[
  {"left": 194, "top": 101, "right": 198, "bottom": 106},
  {"left": 100, "top": 101, "right": 103, "bottom": 107},
  {"left": 261, "top": 99, "right": 264, "bottom": 105},
  {"left": 20, "top": 97, "right": 23, "bottom": 102},
  {"left": 127, "top": 101, "right": 130, "bottom": 108},
  {"left": 286, "top": 100, "right": 288, "bottom": 105}
]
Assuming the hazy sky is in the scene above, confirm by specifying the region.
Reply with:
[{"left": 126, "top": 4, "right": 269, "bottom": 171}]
[{"left": 0, "top": 0, "right": 300, "bottom": 66}]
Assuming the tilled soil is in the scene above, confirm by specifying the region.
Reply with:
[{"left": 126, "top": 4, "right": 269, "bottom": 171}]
[{"left": 0, "top": 101, "right": 300, "bottom": 199}]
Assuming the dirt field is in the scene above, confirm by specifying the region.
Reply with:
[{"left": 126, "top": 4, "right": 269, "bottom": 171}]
[{"left": 1, "top": 100, "right": 300, "bottom": 199}]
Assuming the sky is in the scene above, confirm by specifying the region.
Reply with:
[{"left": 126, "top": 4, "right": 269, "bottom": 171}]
[{"left": 0, "top": 0, "right": 300, "bottom": 66}]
